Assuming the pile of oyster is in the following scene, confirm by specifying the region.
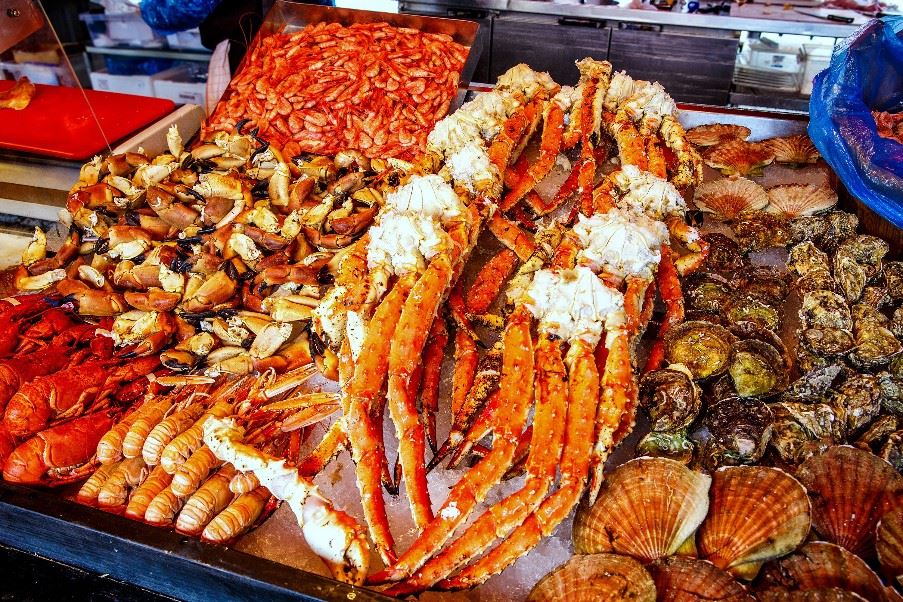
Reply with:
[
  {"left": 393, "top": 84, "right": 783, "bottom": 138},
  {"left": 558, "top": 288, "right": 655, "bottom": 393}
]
[{"left": 528, "top": 450, "right": 903, "bottom": 601}]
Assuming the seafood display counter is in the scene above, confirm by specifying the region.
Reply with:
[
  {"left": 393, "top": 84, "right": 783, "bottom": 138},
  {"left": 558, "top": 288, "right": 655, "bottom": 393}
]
[{"left": 2, "top": 4, "right": 903, "bottom": 602}]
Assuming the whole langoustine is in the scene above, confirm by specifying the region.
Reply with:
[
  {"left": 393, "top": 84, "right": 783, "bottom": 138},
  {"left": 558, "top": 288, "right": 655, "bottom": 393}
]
[{"left": 3, "top": 410, "right": 119, "bottom": 485}]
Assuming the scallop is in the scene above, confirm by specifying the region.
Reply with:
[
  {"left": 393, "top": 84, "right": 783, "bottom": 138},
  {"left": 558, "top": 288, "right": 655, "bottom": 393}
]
[
  {"left": 648, "top": 556, "right": 753, "bottom": 602},
  {"left": 796, "top": 445, "right": 903, "bottom": 558},
  {"left": 704, "top": 140, "right": 776, "bottom": 177},
  {"left": 687, "top": 123, "right": 752, "bottom": 147},
  {"left": 694, "top": 177, "right": 769, "bottom": 220},
  {"left": 573, "top": 457, "right": 710, "bottom": 562},
  {"left": 766, "top": 184, "right": 838, "bottom": 218},
  {"left": 698, "top": 465, "right": 810, "bottom": 580},
  {"left": 766, "top": 134, "right": 821, "bottom": 166},
  {"left": 757, "top": 588, "right": 869, "bottom": 602},
  {"left": 526, "top": 554, "right": 656, "bottom": 602},
  {"left": 877, "top": 507, "right": 903, "bottom": 585},
  {"left": 757, "top": 542, "right": 893, "bottom": 602}
]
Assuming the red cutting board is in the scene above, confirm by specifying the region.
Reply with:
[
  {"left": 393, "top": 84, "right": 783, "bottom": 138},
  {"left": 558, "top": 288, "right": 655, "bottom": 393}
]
[{"left": 0, "top": 81, "right": 175, "bottom": 161}]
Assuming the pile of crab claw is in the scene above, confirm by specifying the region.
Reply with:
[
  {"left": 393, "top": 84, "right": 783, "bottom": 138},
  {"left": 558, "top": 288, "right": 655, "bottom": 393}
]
[{"left": 12, "top": 58, "right": 707, "bottom": 591}]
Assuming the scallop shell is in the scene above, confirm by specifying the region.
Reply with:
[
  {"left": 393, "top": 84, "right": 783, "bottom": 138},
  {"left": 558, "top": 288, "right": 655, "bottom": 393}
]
[
  {"left": 697, "top": 465, "right": 810, "bottom": 580},
  {"left": 766, "top": 185, "right": 838, "bottom": 217},
  {"left": 757, "top": 542, "right": 893, "bottom": 602},
  {"left": 687, "top": 124, "right": 752, "bottom": 147},
  {"left": 766, "top": 134, "right": 821, "bottom": 165},
  {"left": 573, "top": 457, "right": 711, "bottom": 562},
  {"left": 796, "top": 445, "right": 903, "bottom": 558},
  {"left": 693, "top": 177, "right": 769, "bottom": 220},
  {"left": 705, "top": 140, "right": 776, "bottom": 176},
  {"left": 648, "top": 556, "right": 754, "bottom": 602},
  {"left": 877, "top": 506, "right": 903, "bottom": 584},
  {"left": 757, "top": 588, "right": 869, "bottom": 602},
  {"left": 526, "top": 554, "right": 656, "bottom": 602}
]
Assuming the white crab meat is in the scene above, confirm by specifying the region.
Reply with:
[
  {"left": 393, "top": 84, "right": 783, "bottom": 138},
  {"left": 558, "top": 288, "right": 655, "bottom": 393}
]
[
  {"left": 524, "top": 266, "right": 625, "bottom": 347},
  {"left": 312, "top": 285, "right": 348, "bottom": 346},
  {"left": 166, "top": 124, "right": 183, "bottom": 157},
  {"left": 228, "top": 232, "right": 262, "bottom": 264},
  {"left": 427, "top": 116, "right": 482, "bottom": 158},
  {"left": 495, "top": 63, "right": 558, "bottom": 99},
  {"left": 614, "top": 165, "right": 687, "bottom": 220},
  {"left": 622, "top": 81, "right": 676, "bottom": 130},
  {"left": 603, "top": 71, "right": 637, "bottom": 112},
  {"left": 345, "top": 310, "right": 366, "bottom": 362},
  {"left": 573, "top": 209, "right": 668, "bottom": 281},
  {"left": 446, "top": 143, "right": 498, "bottom": 196},
  {"left": 367, "top": 210, "right": 448, "bottom": 277},
  {"left": 133, "top": 162, "right": 176, "bottom": 188}
]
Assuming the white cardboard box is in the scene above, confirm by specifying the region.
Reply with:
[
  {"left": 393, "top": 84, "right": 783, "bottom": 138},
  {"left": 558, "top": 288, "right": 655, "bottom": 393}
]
[
  {"left": 152, "top": 66, "right": 206, "bottom": 106},
  {"left": 89, "top": 69, "right": 155, "bottom": 96}
]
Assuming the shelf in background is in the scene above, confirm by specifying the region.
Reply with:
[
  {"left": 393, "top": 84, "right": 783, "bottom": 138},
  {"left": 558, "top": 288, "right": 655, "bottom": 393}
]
[{"left": 85, "top": 46, "right": 212, "bottom": 62}]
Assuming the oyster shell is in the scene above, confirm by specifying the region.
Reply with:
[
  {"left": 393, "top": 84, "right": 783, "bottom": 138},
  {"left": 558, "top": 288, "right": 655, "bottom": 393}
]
[
  {"left": 834, "top": 255, "right": 868, "bottom": 303},
  {"left": 725, "top": 295, "right": 781, "bottom": 332},
  {"left": 733, "top": 212, "right": 791, "bottom": 252},
  {"left": 766, "top": 134, "right": 821, "bottom": 166},
  {"left": 686, "top": 273, "right": 733, "bottom": 313},
  {"left": 702, "top": 233, "right": 749, "bottom": 275},
  {"left": 757, "top": 542, "right": 892, "bottom": 602},
  {"left": 664, "top": 321, "right": 736, "bottom": 379},
  {"left": 694, "top": 177, "right": 769, "bottom": 220},
  {"left": 526, "top": 553, "right": 656, "bottom": 602},
  {"left": 779, "top": 364, "right": 842, "bottom": 405},
  {"left": 884, "top": 262, "right": 903, "bottom": 301},
  {"left": 698, "top": 465, "right": 810, "bottom": 580},
  {"left": 572, "top": 457, "right": 710, "bottom": 561},
  {"left": 830, "top": 374, "right": 882, "bottom": 436},
  {"left": 893, "top": 308, "right": 903, "bottom": 341},
  {"left": 790, "top": 214, "right": 831, "bottom": 246},
  {"left": 687, "top": 123, "right": 752, "bottom": 147},
  {"left": 636, "top": 430, "right": 695, "bottom": 465},
  {"left": 648, "top": 556, "right": 754, "bottom": 602},
  {"left": 821, "top": 213, "right": 860, "bottom": 252},
  {"left": 881, "top": 373, "right": 903, "bottom": 416},
  {"left": 850, "top": 317, "right": 902, "bottom": 371},
  {"left": 877, "top": 506, "right": 903, "bottom": 585},
  {"left": 799, "top": 290, "right": 853, "bottom": 331},
  {"left": 639, "top": 365, "right": 702, "bottom": 432},
  {"left": 728, "top": 339, "right": 788, "bottom": 397},
  {"left": 769, "top": 402, "right": 839, "bottom": 465},
  {"left": 732, "top": 266, "right": 790, "bottom": 306},
  {"left": 880, "top": 430, "right": 903, "bottom": 472},
  {"left": 766, "top": 184, "right": 838, "bottom": 218},
  {"left": 788, "top": 241, "right": 831, "bottom": 277},
  {"left": 861, "top": 286, "right": 892, "bottom": 309},
  {"left": 796, "top": 345, "right": 833, "bottom": 373},
  {"left": 834, "top": 235, "right": 889, "bottom": 302},
  {"left": 696, "top": 397, "right": 773, "bottom": 470},
  {"left": 797, "top": 446, "right": 903, "bottom": 558},
  {"left": 705, "top": 140, "right": 776, "bottom": 177},
  {"left": 795, "top": 268, "right": 838, "bottom": 295},
  {"left": 854, "top": 415, "right": 899, "bottom": 453},
  {"left": 799, "top": 328, "right": 855, "bottom": 357}
]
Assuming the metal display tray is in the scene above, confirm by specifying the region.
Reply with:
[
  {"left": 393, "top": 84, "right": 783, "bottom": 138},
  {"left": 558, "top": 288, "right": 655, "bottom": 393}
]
[{"left": 0, "top": 105, "right": 834, "bottom": 602}]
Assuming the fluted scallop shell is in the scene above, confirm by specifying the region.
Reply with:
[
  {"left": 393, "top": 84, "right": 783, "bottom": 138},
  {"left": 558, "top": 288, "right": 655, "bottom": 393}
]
[
  {"left": 757, "top": 588, "right": 869, "bottom": 602},
  {"left": 766, "top": 134, "right": 821, "bottom": 165},
  {"left": 766, "top": 184, "right": 838, "bottom": 217},
  {"left": 705, "top": 140, "right": 776, "bottom": 176},
  {"left": 757, "top": 542, "right": 892, "bottom": 602},
  {"left": 796, "top": 445, "right": 903, "bottom": 558},
  {"left": 573, "top": 457, "right": 711, "bottom": 562},
  {"left": 693, "top": 177, "right": 769, "bottom": 220},
  {"left": 697, "top": 465, "right": 810, "bottom": 580},
  {"left": 648, "top": 556, "right": 753, "bottom": 602},
  {"left": 526, "top": 554, "right": 656, "bottom": 602},
  {"left": 877, "top": 506, "right": 903, "bottom": 583},
  {"left": 687, "top": 124, "right": 752, "bottom": 147}
]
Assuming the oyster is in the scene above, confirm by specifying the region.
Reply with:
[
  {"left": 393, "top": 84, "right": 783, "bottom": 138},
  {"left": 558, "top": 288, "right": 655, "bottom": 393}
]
[
  {"left": 664, "top": 321, "right": 736, "bottom": 379},
  {"left": 799, "top": 290, "right": 853, "bottom": 331},
  {"left": 725, "top": 296, "right": 781, "bottom": 332},
  {"left": 696, "top": 397, "right": 773, "bottom": 470},
  {"left": 702, "top": 233, "right": 748, "bottom": 275},
  {"left": 834, "top": 255, "right": 868, "bottom": 303},
  {"left": 830, "top": 374, "right": 882, "bottom": 436},
  {"left": 820, "top": 212, "right": 860, "bottom": 252},
  {"left": 796, "top": 345, "right": 833, "bottom": 373},
  {"left": 880, "top": 430, "right": 903, "bottom": 472},
  {"left": 733, "top": 212, "right": 791, "bottom": 252},
  {"left": 698, "top": 465, "right": 810, "bottom": 580},
  {"left": 779, "top": 364, "right": 842, "bottom": 405},
  {"left": 728, "top": 339, "right": 788, "bottom": 397},
  {"left": 854, "top": 415, "right": 899, "bottom": 453},
  {"left": 893, "top": 307, "right": 903, "bottom": 340},
  {"left": 834, "top": 235, "right": 889, "bottom": 302},
  {"left": 850, "top": 316, "right": 901, "bottom": 371},
  {"left": 732, "top": 266, "right": 790, "bottom": 306},
  {"left": 687, "top": 123, "right": 751, "bottom": 147},
  {"left": 636, "top": 430, "right": 695, "bottom": 465},
  {"left": 852, "top": 303, "right": 889, "bottom": 326},
  {"left": 694, "top": 177, "right": 769, "bottom": 220},
  {"left": 861, "top": 286, "right": 892, "bottom": 309},
  {"left": 790, "top": 214, "right": 831, "bottom": 246},
  {"left": 686, "top": 273, "right": 733, "bottom": 313},
  {"left": 526, "top": 553, "right": 656, "bottom": 602},
  {"left": 639, "top": 365, "right": 702, "bottom": 432},
  {"left": 572, "top": 457, "right": 710, "bottom": 561},
  {"left": 788, "top": 241, "right": 831, "bottom": 277},
  {"left": 766, "top": 184, "right": 837, "bottom": 218},
  {"left": 881, "top": 373, "right": 903, "bottom": 417},
  {"left": 766, "top": 134, "right": 821, "bottom": 166},
  {"left": 728, "top": 323, "right": 793, "bottom": 373},
  {"left": 884, "top": 261, "right": 903, "bottom": 301},
  {"left": 799, "top": 328, "right": 855, "bottom": 357},
  {"left": 796, "top": 446, "right": 903, "bottom": 558},
  {"left": 648, "top": 556, "right": 754, "bottom": 602},
  {"left": 877, "top": 506, "right": 903, "bottom": 585},
  {"left": 795, "top": 268, "right": 837, "bottom": 295},
  {"left": 705, "top": 140, "right": 776, "bottom": 177},
  {"left": 757, "top": 542, "right": 892, "bottom": 602},
  {"left": 769, "top": 402, "right": 839, "bottom": 465}
]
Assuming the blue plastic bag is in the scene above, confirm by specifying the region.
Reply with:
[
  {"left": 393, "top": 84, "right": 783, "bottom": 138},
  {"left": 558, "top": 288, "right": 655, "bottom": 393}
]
[
  {"left": 809, "top": 17, "right": 903, "bottom": 229},
  {"left": 139, "top": 0, "right": 222, "bottom": 34}
]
